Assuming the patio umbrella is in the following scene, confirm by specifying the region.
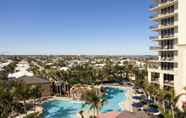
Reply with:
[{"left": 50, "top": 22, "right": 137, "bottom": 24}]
[
  {"left": 116, "top": 111, "right": 150, "bottom": 118},
  {"left": 132, "top": 102, "right": 143, "bottom": 108},
  {"left": 143, "top": 99, "right": 154, "bottom": 104},
  {"left": 132, "top": 96, "right": 142, "bottom": 100},
  {"left": 146, "top": 108, "right": 159, "bottom": 113},
  {"left": 97, "top": 112, "right": 120, "bottom": 118},
  {"left": 145, "top": 108, "right": 160, "bottom": 116}
]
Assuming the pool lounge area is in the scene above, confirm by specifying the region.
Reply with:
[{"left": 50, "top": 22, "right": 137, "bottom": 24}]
[{"left": 42, "top": 87, "right": 127, "bottom": 118}]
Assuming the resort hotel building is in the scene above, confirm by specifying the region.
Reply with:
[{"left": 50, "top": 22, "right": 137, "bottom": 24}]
[{"left": 148, "top": 0, "right": 186, "bottom": 95}]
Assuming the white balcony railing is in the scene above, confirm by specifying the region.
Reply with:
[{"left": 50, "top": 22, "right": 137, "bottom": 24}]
[
  {"left": 150, "top": 46, "right": 161, "bottom": 50},
  {"left": 160, "top": 33, "right": 178, "bottom": 40},
  {"left": 150, "top": 0, "right": 177, "bottom": 11},
  {"left": 151, "top": 22, "right": 178, "bottom": 31},
  {"left": 150, "top": 10, "right": 178, "bottom": 20},
  {"left": 164, "top": 80, "right": 174, "bottom": 86},
  {"left": 150, "top": 45, "right": 177, "bottom": 51}
]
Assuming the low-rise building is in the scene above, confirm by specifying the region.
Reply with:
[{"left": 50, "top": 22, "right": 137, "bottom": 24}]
[{"left": 15, "top": 76, "right": 51, "bottom": 97}]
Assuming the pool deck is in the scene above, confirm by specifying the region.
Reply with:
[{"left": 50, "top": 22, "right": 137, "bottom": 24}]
[{"left": 122, "top": 87, "right": 134, "bottom": 112}]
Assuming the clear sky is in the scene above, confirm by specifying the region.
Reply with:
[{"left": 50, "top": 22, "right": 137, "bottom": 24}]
[{"left": 0, "top": 0, "right": 152, "bottom": 55}]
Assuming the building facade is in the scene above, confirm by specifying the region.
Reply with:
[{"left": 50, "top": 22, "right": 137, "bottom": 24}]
[{"left": 148, "top": 0, "right": 186, "bottom": 95}]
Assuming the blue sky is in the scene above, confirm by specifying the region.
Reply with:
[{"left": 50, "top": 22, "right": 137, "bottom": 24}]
[{"left": 0, "top": 0, "right": 152, "bottom": 55}]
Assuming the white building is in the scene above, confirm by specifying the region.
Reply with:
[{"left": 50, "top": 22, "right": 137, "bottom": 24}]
[
  {"left": 148, "top": 0, "right": 186, "bottom": 95},
  {"left": 8, "top": 60, "right": 33, "bottom": 79},
  {"left": 0, "top": 60, "right": 12, "bottom": 71}
]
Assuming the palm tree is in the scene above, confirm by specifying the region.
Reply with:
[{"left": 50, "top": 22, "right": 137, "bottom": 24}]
[
  {"left": 112, "top": 64, "right": 127, "bottom": 82},
  {"left": 157, "top": 89, "right": 166, "bottom": 111},
  {"left": 0, "top": 80, "right": 24, "bottom": 118},
  {"left": 81, "top": 88, "right": 106, "bottom": 117},
  {"left": 122, "top": 61, "right": 133, "bottom": 80},
  {"left": 29, "top": 85, "right": 41, "bottom": 107},
  {"left": 164, "top": 89, "right": 175, "bottom": 118},
  {"left": 15, "top": 82, "right": 31, "bottom": 113},
  {"left": 0, "top": 80, "right": 13, "bottom": 118},
  {"left": 79, "top": 110, "right": 84, "bottom": 118}
]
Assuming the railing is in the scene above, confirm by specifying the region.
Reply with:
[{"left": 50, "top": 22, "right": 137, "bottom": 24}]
[
  {"left": 150, "top": 0, "right": 177, "bottom": 10},
  {"left": 150, "top": 35, "right": 177, "bottom": 40},
  {"left": 149, "top": 15, "right": 158, "bottom": 19},
  {"left": 150, "top": 46, "right": 160, "bottom": 50},
  {"left": 150, "top": 10, "right": 177, "bottom": 20},
  {"left": 161, "top": 57, "right": 175, "bottom": 61},
  {"left": 150, "top": 45, "right": 176, "bottom": 51},
  {"left": 161, "top": 34, "right": 176, "bottom": 39},
  {"left": 148, "top": 64, "right": 160, "bottom": 69},
  {"left": 149, "top": 36, "right": 158, "bottom": 40},
  {"left": 160, "top": 0, "right": 176, "bottom": 4},
  {"left": 149, "top": 4, "right": 158, "bottom": 9},
  {"left": 161, "top": 67, "right": 175, "bottom": 71},
  {"left": 161, "top": 45, "right": 175, "bottom": 50},
  {"left": 164, "top": 80, "right": 174, "bottom": 86},
  {"left": 150, "top": 24, "right": 159, "bottom": 29},
  {"left": 151, "top": 79, "right": 159, "bottom": 82}
]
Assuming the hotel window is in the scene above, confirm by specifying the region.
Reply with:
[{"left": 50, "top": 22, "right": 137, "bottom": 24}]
[
  {"left": 161, "top": 28, "right": 174, "bottom": 38},
  {"left": 161, "top": 5, "right": 174, "bottom": 14},
  {"left": 161, "top": 17, "right": 174, "bottom": 26}
]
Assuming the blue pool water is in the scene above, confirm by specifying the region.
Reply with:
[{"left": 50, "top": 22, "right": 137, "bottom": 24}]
[{"left": 42, "top": 87, "right": 127, "bottom": 118}]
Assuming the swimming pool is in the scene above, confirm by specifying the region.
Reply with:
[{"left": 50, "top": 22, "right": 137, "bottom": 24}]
[{"left": 42, "top": 87, "right": 127, "bottom": 118}]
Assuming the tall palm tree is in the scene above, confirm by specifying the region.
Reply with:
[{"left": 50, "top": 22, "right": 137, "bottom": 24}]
[{"left": 81, "top": 88, "right": 106, "bottom": 117}]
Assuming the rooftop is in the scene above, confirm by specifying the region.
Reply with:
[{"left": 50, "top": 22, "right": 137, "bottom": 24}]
[{"left": 15, "top": 76, "right": 50, "bottom": 85}]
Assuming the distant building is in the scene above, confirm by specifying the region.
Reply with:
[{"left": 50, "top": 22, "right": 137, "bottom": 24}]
[{"left": 0, "top": 60, "right": 12, "bottom": 71}]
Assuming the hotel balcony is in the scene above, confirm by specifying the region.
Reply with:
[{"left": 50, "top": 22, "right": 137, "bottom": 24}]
[
  {"left": 164, "top": 80, "right": 174, "bottom": 87},
  {"left": 151, "top": 79, "right": 160, "bottom": 84},
  {"left": 148, "top": 56, "right": 177, "bottom": 63},
  {"left": 148, "top": 61, "right": 160, "bottom": 70},
  {"left": 150, "top": 10, "right": 178, "bottom": 21},
  {"left": 149, "top": 36, "right": 159, "bottom": 41},
  {"left": 150, "top": 0, "right": 178, "bottom": 11},
  {"left": 160, "top": 57, "right": 177, "bottom": 63},
  {"left": 148, "top": 62, "right": 176, "bottom": 75},
  {"left": 150, "top": 34, "right": 177, "bottom": 41},
  {"left": 148, "top": 67, "right": 176, "bottom": 75},
  {"left": 160, "top": 62, "right": 178, "bottom": 74},
  {"left": 160, "top": 34, "right": 178, "bottom": 41},
  {"left": 150, "top": 46, "right": 161, "bottom": 51},
  {"left": 164, "top": 73, "right": 174, "bottom": 87},
  {"left": 150, "top": 45, "right": 177, "bottom": 52},
  {"left": 150, "top": 22, "right": 178, "bottom": 32}
]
